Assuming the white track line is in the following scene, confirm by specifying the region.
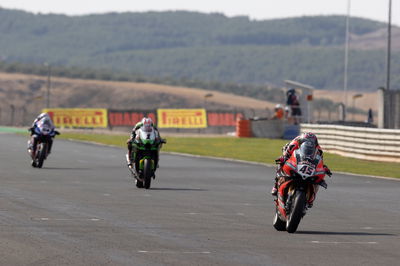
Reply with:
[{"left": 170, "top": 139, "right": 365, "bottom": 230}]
[
  {"left": 138, "top": 250, "right": 211, "bottom": 254},
  {"left": 311, "top": 241, "right": 377, "bottom": 245}
]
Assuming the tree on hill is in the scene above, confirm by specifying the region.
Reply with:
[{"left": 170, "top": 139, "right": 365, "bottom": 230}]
[{"left": 0, "top": 8, "right": 397, "bottom": 91}]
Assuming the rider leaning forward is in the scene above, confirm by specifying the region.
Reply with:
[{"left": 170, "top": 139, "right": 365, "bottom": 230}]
[
  {"left": 29, "top": 112, "right": 59, "bottom": 155},
  {"left": 126, "top": 117, "right": 163, "bottom": 168},
  {"left": 271, "top": 132, "right": 332, "bottom": 200}
]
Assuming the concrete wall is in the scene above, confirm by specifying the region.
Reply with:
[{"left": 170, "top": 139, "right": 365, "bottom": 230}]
[{"left": 250, "top": 120, "right": 300, "bottom": 139}]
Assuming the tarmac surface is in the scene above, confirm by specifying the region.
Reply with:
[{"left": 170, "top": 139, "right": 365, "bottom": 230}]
[{"left": 0, "top": 133, "right": 399, "bottom": 265}]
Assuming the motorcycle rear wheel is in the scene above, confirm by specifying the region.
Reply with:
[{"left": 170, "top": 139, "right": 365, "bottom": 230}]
[{"left": 286, "top": 190, "right": 306, "bottom": 233}]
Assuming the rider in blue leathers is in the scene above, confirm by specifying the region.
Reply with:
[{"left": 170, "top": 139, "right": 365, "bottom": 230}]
[{"left": 29, "top": 113, "right": 58, "bottom": 156}]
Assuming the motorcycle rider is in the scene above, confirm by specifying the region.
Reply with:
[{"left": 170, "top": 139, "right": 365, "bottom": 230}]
[
  {"left": 28, "top": 112, "right": 58, "bottom": 156},
  {"left": 271, "top": 132, "right": 332, "bottom": 200},
  {"left": 126, "top": 117, "right": 163, "bottom": 169},
  {"left": 30, "top": 113, "right": 52, "bottom": 132}
]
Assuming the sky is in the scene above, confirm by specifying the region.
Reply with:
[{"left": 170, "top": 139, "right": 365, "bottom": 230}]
[{"left": 0, "top": 0, "right": 398, "bottom": 26}]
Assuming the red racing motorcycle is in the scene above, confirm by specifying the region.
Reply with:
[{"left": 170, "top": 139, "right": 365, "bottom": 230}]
[{"left": 273, "top": 141, "right": 330, "bottom": 233}]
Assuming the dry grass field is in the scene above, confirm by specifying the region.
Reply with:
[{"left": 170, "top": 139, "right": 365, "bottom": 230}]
[
  {"left": 0, "top": 72, "right": 277, "bottom": 109},
  {"left": 313, "top": 89, "right": 378, "bottom": 122},
  {"left": 314, "top": 89, "right": 378, "bottom": 111},
  {"left": 0, "top": 72, "right": 277, "bottom": 125},
  {"left": 0, "top": 72, "right": 379, "bottom": 125}
]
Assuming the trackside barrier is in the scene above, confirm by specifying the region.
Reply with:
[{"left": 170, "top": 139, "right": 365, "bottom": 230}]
[
  {"left": 108, "top": 110, "right": 156, "bottom": 128},
  {"left": 301, "top": 123, "right": 400, "bottom": 162},
  {"left": 249, "top": 120, "right": 300, "bottom": 139},
  {"left": 251, "top": 120, "right": 284, "bottom": 139},
  {"left": 236, "top": 119, "right": 252, "bottom": 137}
]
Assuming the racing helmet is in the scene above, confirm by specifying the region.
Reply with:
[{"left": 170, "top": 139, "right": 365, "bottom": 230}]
[
  {"left": 301, "top": 132, "right": 318, "bottom": 144},
  {"left": 142, "top": 117, "right": 153, "bottom": 132},
  {"left": 300, "top": 140, "right": 316, "bottom": 159},
  {"left": 39, "top": 112, "right": 49, "bottom": 118}
]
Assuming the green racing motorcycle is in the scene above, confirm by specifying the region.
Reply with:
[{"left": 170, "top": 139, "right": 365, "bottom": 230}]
[{"left": 126, "top": 127, "right": 166, "bottom": 189}]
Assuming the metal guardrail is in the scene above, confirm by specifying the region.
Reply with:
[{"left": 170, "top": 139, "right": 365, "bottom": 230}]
[{"left": 301, "top": 123, "right": 400, "bottom": 162}]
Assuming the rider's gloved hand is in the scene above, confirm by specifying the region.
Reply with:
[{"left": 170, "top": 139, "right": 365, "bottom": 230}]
[
  {"left": 275, "top": 156, "right": 285, "bottom": 166},
  {"left": 324, "top": 165, "right": 332, "bottom": 177},
  {"left": 319, "top": 180, "right": 328, "bottom": 189}
]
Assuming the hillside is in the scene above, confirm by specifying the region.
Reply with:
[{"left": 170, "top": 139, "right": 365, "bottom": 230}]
[
  {"left": 0, "top": 72, "right": 378, "bottom": 126},
  {"left": 0, "top": 8, "right": 398, "bottom": 91},
  {"left": 0, "top": 72, "right": 278, "bottom": 125}
]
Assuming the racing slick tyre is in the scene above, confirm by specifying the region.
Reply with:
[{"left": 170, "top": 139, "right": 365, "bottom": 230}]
[
  {"left": 286, "top": 190, "right": 306, "bottom": 233},
  {"left": 37, "top": 143, "right": 47, "bottom": 168},
  {"left": 143, "top": 159, "right": 152, "bottom": 189}
]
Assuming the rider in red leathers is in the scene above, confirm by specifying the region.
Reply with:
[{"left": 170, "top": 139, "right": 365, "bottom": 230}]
[{"left": 271, "top": 132, "right": 331, "bottom": 197}]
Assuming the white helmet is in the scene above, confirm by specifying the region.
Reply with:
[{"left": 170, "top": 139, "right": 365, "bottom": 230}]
[
  {"left": 38, "top": 112, "right": 50, "bottom": 119},
  {"left": 142, "top": 117, "right": 153, "bottom": 132}
]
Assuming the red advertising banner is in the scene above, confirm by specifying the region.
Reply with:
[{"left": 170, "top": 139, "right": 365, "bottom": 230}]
[
  {"left": 108, "top": 110, "right": 156, "bottom": 127},
  {"left": 108, "top": 109, "right": 242, "bottom": 128},
  {"left": 207, "top": 112, "right": 244, "bottom": 126}
]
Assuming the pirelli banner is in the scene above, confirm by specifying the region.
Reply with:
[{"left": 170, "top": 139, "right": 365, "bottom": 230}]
[
  {"left": 157, "top": 109, "right": 207, "bottom": 128},
  {"left": 42, "top": 108, "right": 108, "bottom": 128}
]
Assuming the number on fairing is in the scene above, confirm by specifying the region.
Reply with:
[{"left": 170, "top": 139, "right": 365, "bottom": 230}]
[{"left": 299, "top": 165, "right": 314, "bottom": 175}]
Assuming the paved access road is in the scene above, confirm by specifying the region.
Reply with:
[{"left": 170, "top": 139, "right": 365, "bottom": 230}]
[{"left": 0, "top": 133, "right": 399, "bottom": 265}]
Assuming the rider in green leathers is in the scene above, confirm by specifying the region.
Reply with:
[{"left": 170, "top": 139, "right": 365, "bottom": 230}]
[{"left": 126, "top": 117, "right": 162, "bottom": 168}]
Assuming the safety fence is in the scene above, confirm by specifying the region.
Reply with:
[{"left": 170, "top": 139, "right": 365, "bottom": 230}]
[{"left": 301, "top": 123, "right": 400, "bottom": 162}]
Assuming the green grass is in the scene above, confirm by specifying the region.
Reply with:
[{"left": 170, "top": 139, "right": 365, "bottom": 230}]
[
  {"left": 0, "top": 126, "right": 27, "bottom": 133},
  {"left": 57, "top": 132, "right": 400, "bottom": 179}
]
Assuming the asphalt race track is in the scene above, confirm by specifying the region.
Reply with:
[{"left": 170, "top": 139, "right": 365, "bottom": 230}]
[{"left": 0, "top": 133, "right": 399, "bottom": 265}]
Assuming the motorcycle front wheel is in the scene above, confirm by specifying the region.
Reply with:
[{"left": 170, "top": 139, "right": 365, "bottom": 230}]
[
  {"left": 37, "top": 143, "right": 47, "bottom": 168},
  {"left": 286, "top": 190, "right": 306, "bottom": 233},
  {"left": 143, "top": 159, "right": 152, "bottom": 189}
]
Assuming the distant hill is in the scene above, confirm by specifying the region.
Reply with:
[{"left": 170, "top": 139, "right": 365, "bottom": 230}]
[
  {"left": 0, "top": 72, "right": 277, "bottom": 118},
  {"left": 0, "top": 8, "right": 399, "bottom": 90}
]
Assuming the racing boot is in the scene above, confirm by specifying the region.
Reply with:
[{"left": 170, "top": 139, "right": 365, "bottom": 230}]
[
  {"left": 271, "top": 186, "right": 278, "bottom": 197},
  {"left": 126, "top": 154, "right": 133, "bottom": 169},
  {"left": 271, "top": 176, "right": 279, "bottom": 197}
]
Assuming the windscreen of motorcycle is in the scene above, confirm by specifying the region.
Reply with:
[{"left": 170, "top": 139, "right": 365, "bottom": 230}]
[
  {"left": 37, "top": 121, "right": 51, "bottom": 136},
  {"left": 138, "top": 128, "right": 156, "bottom": 145}
]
